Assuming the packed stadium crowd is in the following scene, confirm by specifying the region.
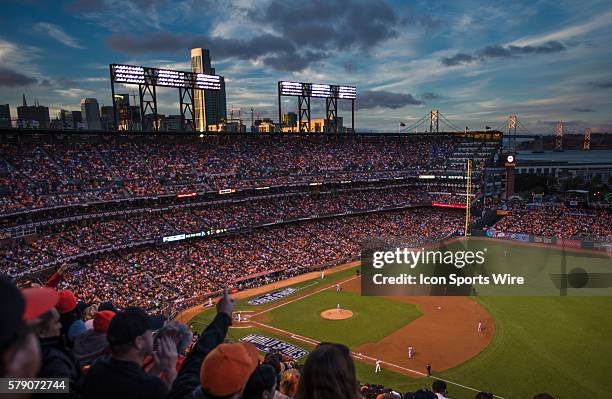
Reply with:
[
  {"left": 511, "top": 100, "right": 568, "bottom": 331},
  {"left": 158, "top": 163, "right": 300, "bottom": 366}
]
[
  {"left": 54, "top": 207, "right": 467, "bottom": 311},
  {"left": 492, "top": 202, "right": 612, "bottom": 239},
  {"left": 0, "top": 137, "right": 473, "bottom": 214},
  {"left": 1, "top": 276, "right": 560, "bottom": 399},
  {"left": 0, "top": 133, "right": 596, "bottom": 399},
  {"left": 1, "top": 188, "right": 455, "bottom": 274}
]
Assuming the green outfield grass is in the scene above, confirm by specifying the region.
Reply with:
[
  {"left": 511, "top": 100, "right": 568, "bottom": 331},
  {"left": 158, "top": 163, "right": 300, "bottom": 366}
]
[{"left": 189, "top": 239, "right": 612, "bottom": 398}]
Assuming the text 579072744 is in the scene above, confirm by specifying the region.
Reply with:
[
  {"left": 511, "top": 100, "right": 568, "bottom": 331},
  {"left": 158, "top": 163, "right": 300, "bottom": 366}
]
[{"left": 0, "top": 378, "right": 69, "bottom": 393}]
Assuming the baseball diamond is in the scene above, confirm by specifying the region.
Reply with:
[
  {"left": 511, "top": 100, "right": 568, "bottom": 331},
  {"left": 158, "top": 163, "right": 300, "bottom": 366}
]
[{"left": 186, "top": 239, "right": 612, "bottom": 399}]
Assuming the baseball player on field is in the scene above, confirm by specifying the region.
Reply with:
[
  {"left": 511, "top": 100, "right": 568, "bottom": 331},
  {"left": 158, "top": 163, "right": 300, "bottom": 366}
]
[
  {"left": 375, "top": 360, "right": 381, "bottom": 373},
  {"left": 408, "top": 345, "right": 413, "bottom": 359},
  {"left": 477, "top": 321, "right": 483, "bottom": 333}
]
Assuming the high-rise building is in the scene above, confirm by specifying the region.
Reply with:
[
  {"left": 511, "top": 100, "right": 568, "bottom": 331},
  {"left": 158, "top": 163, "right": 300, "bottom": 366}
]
[
  {"left": 0, "top": 104, "right": 11, "bottom": 128},
  {"left": 191, "top": 48, "right": 227, "bottom": 132},
  {"left": 282, "top": 112, "right": 297, "bottom": 128},
  {"left": 100, "top": 106, "right": 115, "bottom": 131},
  {"left": 72, "top": 111, "right": 83, "bottom": 129},
  {"left": 80, "top": 98, "right": 101, "bottom": 130},
  {"left": 113, "top": 94, "right": 139, "bottom": 131},
  {"left": 59, "top": 110, "right": 72, "bottom": 129},
  {"left": 59, "top": 110, "right": 82, "bottom": 129},
  {"left": 17, "top": 95, "right": 50, "bottom": 128}
]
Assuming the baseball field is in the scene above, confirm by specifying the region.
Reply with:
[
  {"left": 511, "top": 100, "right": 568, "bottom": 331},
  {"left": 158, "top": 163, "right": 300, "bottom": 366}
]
[{"left": 186, "top": 238, "right": 612, "bottom": 399}]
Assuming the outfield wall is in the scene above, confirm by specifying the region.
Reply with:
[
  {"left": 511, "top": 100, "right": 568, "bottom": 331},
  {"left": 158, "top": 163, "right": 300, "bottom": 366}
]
[{"left": 479, "top": 229, "right": 612, "bottom": 253}]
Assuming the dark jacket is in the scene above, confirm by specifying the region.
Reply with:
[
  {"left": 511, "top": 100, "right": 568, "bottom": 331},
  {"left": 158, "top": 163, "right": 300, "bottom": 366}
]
[
  {"left": 82, "top": 356, "right": 167, "bottom": 399},
  {"left": 168, "top": 312, "right": 232, "bottom": 399},
  {"left": 36, "top": 336, "right": 82, "bottom": 398}
]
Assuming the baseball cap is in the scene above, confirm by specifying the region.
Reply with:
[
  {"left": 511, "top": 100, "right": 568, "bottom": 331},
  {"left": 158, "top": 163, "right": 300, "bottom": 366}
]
[
  {"left": 93, "top": 311, "right": 116, "bottom": 333},
  {"left": 98, "top": 301, "right": 118, "bottom": 313},
  {"left": 200, "top": 342, "right": 260, "bottom": 397},
  {"left": 56, "top": 290, "right": 77, "bottom": 314},
  {"left": 0, "top": 277, "right": 59, "bottom": 348},
  {"left": 21, "top": 287, "right": 60, "bottom": 321},
  {"left": 107, "top": 308, "right": 152, "bottom": 346}
]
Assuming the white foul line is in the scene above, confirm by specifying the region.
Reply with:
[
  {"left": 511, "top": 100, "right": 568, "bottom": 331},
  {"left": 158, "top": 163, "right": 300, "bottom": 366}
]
[{"left": 247, "top": 274, "right": 505, "bottom": 399}]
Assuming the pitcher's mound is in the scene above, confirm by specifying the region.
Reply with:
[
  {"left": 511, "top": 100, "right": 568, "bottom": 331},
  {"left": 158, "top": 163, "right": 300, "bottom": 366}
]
[{"left": 320, "top": 309, "right": 354, "bottom": 320}]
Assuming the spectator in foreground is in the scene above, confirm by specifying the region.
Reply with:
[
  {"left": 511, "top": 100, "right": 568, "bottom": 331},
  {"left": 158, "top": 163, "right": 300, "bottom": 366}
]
[
  {"left": 243, "top": 364, "right": 277, "bottom": 399},
  {"left": 296, "top": 343, "right": 360, "bottom": 399},
  {"left": 0, "top": 276, "right": 59, "bottom": 381},
  {"left": 82, "top": 307, "right": 177, "bottom": 399},
  {"left": 431, "top": 380, "right": 448, "bottom": 399},
  {"left": 406, "top": 389, "right": 436, "bottom": 399},
  {"left": 36, "top": 302, "right": 83, "bottom": 397},
  {"left": 277, "top": 368, "right": 300, "bottom": 399},
  {"left": 474, "top": 392, "right": 493, "bottom": 399},
  {"left": 73, "top": 310, "right": 115, "bottom": 366},
  {"left": 169, "top": 287, "right": 247, "bottom": 399},
  {"left": 142, "top": 321, "right": 193, "bottom": 377}
]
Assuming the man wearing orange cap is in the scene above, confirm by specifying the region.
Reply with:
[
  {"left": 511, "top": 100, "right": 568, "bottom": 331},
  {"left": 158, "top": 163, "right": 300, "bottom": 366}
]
[{"left": 169, "top": 287, "right": 259, "bottom": 399}]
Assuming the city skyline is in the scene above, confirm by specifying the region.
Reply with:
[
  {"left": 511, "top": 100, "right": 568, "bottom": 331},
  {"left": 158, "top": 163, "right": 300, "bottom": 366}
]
[{"left": 1, "top": 0, "right": 612, "bottom": 133}]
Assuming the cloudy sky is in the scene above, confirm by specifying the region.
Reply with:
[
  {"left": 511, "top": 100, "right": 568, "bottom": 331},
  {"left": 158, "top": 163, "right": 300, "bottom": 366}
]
[{"left": 1, "top": 0, "right": 611, "bottom": 133}]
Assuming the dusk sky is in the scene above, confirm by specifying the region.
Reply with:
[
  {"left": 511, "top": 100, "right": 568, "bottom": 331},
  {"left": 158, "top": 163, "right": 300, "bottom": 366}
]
[{"left": 1, "top": 0, "right": 611, "bottom": 133}]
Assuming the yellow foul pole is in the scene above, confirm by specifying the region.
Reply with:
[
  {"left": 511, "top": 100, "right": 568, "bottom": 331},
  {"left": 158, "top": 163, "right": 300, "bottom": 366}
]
[{"left": 464, "top": 159, "right": 472, "bottom": 236}]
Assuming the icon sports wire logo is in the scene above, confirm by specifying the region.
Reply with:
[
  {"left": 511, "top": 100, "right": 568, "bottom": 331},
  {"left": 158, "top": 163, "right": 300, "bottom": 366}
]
[{"left": 372, "top": 248, "right": 487, "bottom": 269}]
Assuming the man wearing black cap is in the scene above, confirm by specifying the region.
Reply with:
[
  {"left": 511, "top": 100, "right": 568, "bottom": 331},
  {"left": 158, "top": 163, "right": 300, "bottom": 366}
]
[{"left": 82, "top": 307, "right": 177, "bottom": 399}]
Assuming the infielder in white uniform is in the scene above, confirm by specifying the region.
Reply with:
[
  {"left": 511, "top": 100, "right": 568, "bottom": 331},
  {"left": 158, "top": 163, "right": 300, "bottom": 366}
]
[
  {"left": 336, "top": 284, "right": 341, "bottom": 292},
  {"left": 408, "top": 346, "right": 413, "bottom": 359},
  {"left": 477, "top": 321, "right": 483, "bottom": 333},
  {"left": 375, "top": 360, "right": 381, "bottom": 373},
  {"left": 321, "top": 271, "right": 325, "bottom": 279},
  {"left": 337, "top": 303, "right": 340, "bottom": 313}
]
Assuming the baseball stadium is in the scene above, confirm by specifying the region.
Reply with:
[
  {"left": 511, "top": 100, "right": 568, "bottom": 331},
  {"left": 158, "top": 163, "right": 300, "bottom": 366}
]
[{"left": 1, "top": 128, "right": 611, "bottom": 399}]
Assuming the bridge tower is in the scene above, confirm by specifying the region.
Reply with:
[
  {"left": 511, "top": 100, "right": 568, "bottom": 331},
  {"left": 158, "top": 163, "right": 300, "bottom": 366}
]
[
  {"left": 583, "top": 128, "right": 591, "bottom": 150},
  {"left": 429, "top": 109, "right": 439, "bottom": 133},
  {"left": 554, "top": 121, "right": 564, "bottom": 152},
  {"left": 507, "top": 114, "right": 517, "bottom": 153}
]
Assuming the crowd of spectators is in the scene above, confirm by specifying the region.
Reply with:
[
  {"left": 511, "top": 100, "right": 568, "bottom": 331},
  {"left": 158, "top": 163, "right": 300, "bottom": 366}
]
[
  {"left": 493, "top": 202, "right": 612, "bottom": 239},
  {"left": 1, "top": 277, "right": 560, "bottom": 398},
  {"left": 0, "top": 137, "right": 475, "bottom": 214},
  {"left": 0, "top": 206, "right": 467, "bottom": 312},
  {"left": 0, "top": 188, "right": 437, "bottom": 274}
]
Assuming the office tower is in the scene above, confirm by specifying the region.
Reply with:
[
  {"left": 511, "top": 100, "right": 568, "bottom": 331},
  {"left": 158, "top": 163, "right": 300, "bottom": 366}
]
[
  {"left": 282, "top": 112, "right": 297, "bottom": 128},
  {"left": 100, "top": 106, "right": 115, "bottom": 130},
  {"left": 17, "top": 95, "right": 50, "bottom": 128},
  {"left": 0, "top": 104, "right": 10, "bottom": 128},
  {"left": 80, "top": 98, "right": 101, "bottom": 130},
  {"left": 191, "top": 48, "right": 227, "bottom": 131}
]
